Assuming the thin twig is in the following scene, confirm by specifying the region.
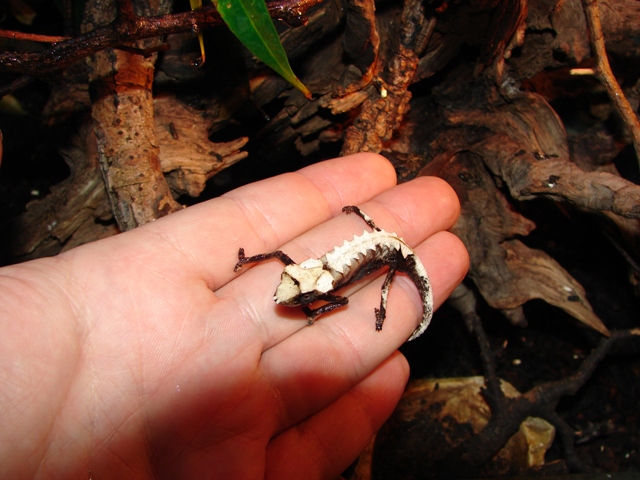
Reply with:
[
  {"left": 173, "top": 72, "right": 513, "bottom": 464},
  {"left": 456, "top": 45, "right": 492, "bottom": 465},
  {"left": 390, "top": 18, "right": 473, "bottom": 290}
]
[
  {"left": 0, "top": 30, "right": 69, "bottom": 43},
  {"left": 544, "top": 410, "right": 590, "bottom": 473},
  {"left": 0, "top": 0, "right": 324, "bottom": 78},
  {"left": 580, "top": 0, "right": 640, "bottom": 167},
  {"left": 0, "top": 75, "right": 35, "bottom": 97},
  {"left": 469, "top": 311, "right": 506, "bottom": 412}
]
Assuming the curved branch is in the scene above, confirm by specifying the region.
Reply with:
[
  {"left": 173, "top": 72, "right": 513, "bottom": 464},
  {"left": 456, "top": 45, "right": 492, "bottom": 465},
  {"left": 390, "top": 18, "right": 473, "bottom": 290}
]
[
  {"left": 0, "top": 30, "right": 69, "bottom": 43},
  {"left": 580, "top": 0, "right": 640, "bottom": 166},
  {"left": 0, "top": 0, "right": 324, "bottom": 77}
]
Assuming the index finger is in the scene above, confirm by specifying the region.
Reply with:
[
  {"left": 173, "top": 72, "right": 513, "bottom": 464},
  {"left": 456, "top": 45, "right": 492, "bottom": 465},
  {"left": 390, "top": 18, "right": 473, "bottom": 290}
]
[{"left": 136, "top": 153, "right": 397, "bottom": 290}]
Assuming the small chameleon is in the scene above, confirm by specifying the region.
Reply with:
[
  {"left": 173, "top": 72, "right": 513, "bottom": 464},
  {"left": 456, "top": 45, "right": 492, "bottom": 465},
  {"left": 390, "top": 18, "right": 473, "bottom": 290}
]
[{"left": 234, "top": 206, "right": 433, "bottom": 341}]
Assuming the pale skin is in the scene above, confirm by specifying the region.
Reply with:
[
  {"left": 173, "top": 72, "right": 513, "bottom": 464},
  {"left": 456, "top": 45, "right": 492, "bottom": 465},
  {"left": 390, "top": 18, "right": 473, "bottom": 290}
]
[{"left": 0, "top": 153, "right": 469, "bottom": 479}]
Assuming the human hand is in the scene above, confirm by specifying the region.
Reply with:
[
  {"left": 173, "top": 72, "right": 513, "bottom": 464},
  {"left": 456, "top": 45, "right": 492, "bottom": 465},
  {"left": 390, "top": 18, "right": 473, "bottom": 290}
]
[{"left": 0, "top": 153, "right": 468, "bottom": 479}]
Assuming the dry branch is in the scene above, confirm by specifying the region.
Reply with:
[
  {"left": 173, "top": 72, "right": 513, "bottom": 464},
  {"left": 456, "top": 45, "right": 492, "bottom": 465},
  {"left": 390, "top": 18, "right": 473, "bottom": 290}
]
[
  {"left": 0, "top": 0, "right": 324, "bottom": 86},
  {"left": 579, "top": 0, "right": 640, "bottom": 166},
  {"left": 341, "top": 0, "right": 435, "bottom": 154},
  {"left": 422, "top": 149, "right": 610, "bottom": 336},
  {"left": 365, "top": 324, "right": 639, "bottom": 478},
  {"left": 85, "top": 0, "right": 181, "bottom": 230},
  {"left": 5, "top": 95, "right": 246, "bottom": 260}
]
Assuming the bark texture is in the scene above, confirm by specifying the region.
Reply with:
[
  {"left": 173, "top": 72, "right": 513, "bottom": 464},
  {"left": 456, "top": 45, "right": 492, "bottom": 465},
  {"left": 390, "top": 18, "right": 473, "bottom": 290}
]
[{"left": 85, "top": 0, "right": 181, "bottom": 230}]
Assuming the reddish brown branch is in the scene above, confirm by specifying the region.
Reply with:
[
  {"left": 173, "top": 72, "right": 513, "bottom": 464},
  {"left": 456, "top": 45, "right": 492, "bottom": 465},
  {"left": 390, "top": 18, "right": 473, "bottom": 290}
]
[
  {"left": 0, "top": 30, "right": 69, "bottom": 43},
  {"left": 0, "top": 0, "right": 324, "bottom": 78}
]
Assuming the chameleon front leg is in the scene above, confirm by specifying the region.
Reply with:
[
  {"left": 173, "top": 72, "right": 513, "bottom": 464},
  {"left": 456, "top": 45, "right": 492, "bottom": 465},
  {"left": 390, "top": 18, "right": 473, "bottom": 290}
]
[
  {"left": 302, "top": 294, "right": 349, "bottom": 325},
  {"left": 234, "top": 247, "right": 295, "bottom": 271},
  {"left": 374, "top": 265, "right": 397, "bottom": 331}
]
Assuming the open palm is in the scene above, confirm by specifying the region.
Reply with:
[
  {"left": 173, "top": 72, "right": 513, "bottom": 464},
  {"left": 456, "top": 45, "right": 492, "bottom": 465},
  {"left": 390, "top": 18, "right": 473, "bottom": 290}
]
[{"left": 0, "top": 153, "right": 468, "bottom": 479}]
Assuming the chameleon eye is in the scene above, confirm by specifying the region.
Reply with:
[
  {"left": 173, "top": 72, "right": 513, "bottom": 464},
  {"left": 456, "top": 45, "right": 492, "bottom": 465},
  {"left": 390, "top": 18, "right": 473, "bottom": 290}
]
[{"left": 299, "top": 292, "right": 316, "bottom": 304}]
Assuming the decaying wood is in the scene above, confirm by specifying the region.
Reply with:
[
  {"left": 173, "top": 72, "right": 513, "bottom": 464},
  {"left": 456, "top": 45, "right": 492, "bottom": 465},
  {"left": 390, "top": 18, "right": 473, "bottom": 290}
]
[
  {"left": 422, "top": 149, "right": 609, "bottom": 335},
  {"left": 357, "top": 318, "right": 640, "bottom": 479},
  {"left": 341, "top": 0, "right": 379, "bottom": 89},
  {"left": 367, "top": 377, "right": 556, "bottom": 479},
  {"left": 85, "top": 0, "right": 181, "bottom": 231},
  {"left": 6, "top": 96, "right": 246, "bottom": 260},
  {"left": 341, "top": 0, "right": 435, "bottom": 155},
  {"left": 4, "top": 123, "right": 115, "bottom": 259},
  {"left": 442, "top": 93, "right": 640, "bottom": 218},
  {"left": 428, "top": 317, "right": 640, "bottom": 478},
  {"left": 154, "top": 96, "right": 248, "bottom": 197}
]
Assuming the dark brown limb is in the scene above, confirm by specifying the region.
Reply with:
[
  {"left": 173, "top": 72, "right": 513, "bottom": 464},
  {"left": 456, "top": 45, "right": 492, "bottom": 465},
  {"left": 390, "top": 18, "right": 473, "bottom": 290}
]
[
  {"left": 302, "top": 294, "right": 349, "bottom": 325},
  {"left": 234, "top": 248, "right": 296, "bottom": 272},
  {"left": 342, "top": 205, "right": 380, "bottom": 231}
]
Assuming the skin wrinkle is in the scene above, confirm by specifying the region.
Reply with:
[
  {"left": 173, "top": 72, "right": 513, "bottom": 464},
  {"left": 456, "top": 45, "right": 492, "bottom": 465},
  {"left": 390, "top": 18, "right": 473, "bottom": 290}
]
[
  {"left": 298, "top": 424, "right": 333, "bottom": 479},
  {"left": 127, "top": 280, "right": 162, "bottom": 465},
  {"left": 142, "top": 228, "right": 204, "bottom": 285},
  {"left": 226, "top": 199, "right": 288, "bottom": 278},
  {"left": 122, "top": 242, "right": 189, "bottom": 292},
  {"left": 267, "top": 353, "right": 408, "bottom": 480},
  {"left": 34, "top": 357, "right": 90, "bottom": 478},
  {"left": 316, "top": 320, "right": 367, "bottom": 382},
  {"left": 235, "top": 295, "right": 276, "bottom": 341},
  {"left": 314, "top": 393, "right": 372, "bottom": 479},
  {"left": 1, "top": 261, "right": 79, "bottom": 332},
  {"left": 166, "top": 300, "right": 196, "bottom": 371},
  {"left": 298, "top": 155, "right": 397, "bottom": 212},
  {"left": 0, "top": 274, "right": 84, "bottom": 479},
  {"left": 262, "top": 328, "right": 362, "bottom": 434},
  {"left": 227, "top": 175, "right": 309, "bottom": 238},
  {"left": 270, "top": 387, "right": 362, "bottom": 480},
  {"left": 149, "top": 351, "right": 257, "bottom": 469},
  {"left": 263, "top": 371, "right": 290, "bottom": 440},
  {"left": 182, "top": 364, "right": 271, "bottom": 455},
  {"left": 291, "top": 170, "right": 342, "bottom": 222}
]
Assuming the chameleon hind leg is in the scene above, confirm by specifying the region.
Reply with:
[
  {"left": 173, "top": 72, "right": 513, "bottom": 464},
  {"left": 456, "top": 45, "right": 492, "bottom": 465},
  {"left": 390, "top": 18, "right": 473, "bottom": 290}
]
[{"left": 342, "top": 206, "right": 381, "bottom": 232}]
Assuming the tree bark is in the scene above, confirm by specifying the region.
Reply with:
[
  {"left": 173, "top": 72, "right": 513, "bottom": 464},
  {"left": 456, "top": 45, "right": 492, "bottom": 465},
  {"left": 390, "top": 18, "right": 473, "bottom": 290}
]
[{"left": 85, "top": 0, "right": 181, "bottom": 230}]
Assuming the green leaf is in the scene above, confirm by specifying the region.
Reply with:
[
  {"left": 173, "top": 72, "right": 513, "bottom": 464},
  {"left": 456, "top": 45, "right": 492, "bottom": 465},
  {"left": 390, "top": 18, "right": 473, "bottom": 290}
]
[
  {"left": 213, "top": 0, "right": 311, "bottom": 99},
  {"left": 190, "top": 0, "right": 206, "bottom": 66}
]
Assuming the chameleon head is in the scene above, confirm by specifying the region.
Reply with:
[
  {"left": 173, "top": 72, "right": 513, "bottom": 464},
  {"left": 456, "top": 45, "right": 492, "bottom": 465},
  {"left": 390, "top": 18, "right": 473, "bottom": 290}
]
[{"left": 274, "top": 258, "right": 334, "bottom": 306}]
